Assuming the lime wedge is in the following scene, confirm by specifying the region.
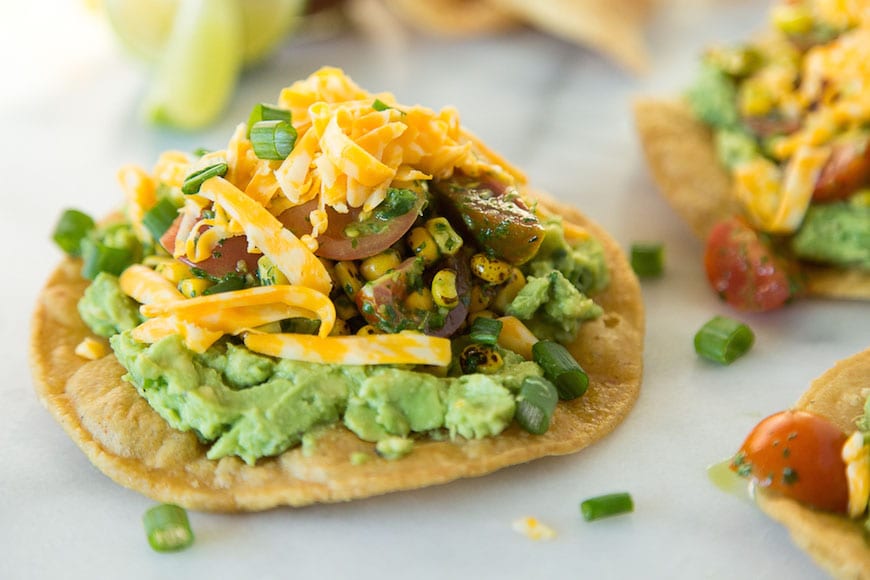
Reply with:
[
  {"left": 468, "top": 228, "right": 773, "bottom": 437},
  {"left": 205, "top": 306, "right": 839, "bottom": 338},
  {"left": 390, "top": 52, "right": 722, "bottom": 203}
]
[
  {"left": 239, "top": 0, "right": 307, "bottom": 65},
  {"left": 143, "top": 0, "right": 244, "bottom": 130},
  {"left": 105, "top": 0, "right": 179, "bottom": 63}
]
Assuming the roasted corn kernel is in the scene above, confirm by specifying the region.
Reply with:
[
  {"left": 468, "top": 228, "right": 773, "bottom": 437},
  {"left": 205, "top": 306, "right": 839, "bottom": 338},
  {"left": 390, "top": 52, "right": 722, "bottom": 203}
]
[
  {"left": 460, "top": 343, "right": 504, "bottom": 375},
  {"left": 258, "top": 255, "right": 289, "bottom": 286},
  {"left": 771, "top": 4, "right": 813, "bottom": 35},
  {"left": 360, "top": 249, "right": 401, "bottom": 281},
  {"left": 407, "top": 226, "right": 441, "bottom": 265},
  {"left": 431, "top": 269, "right": 459, "bottom": 308},
  {"left": 357, "top": 324, "right": 381, "bottom": 336},
  {"left": 333, "top": 293, "right": 359, "bottom": 321},
  {"left": 330, "top": 318, "right": 350, "bottom": 336},
  {"left": 425, "top": 217, "right": 463, "bottom": 256},
  {"left": 469, "top": 284, "right": 494, "bottom": 313},
  {"left": 335, "top": 261, "right": 364, "bottom": 297},
  {"left": 491, "top": 268, "right": 526, "bottom": 313},
  {"left": 405, "top": 288, "right": 435, "bottom": 311},
  {"left": 739, "top": 80, "right": 775, "bottom": 118},
  {"left": 470, "top": 253, "right": 512, "bottom": 284},
  {"left": 178, "top": 277, "right": 212, "bottom": 298}
]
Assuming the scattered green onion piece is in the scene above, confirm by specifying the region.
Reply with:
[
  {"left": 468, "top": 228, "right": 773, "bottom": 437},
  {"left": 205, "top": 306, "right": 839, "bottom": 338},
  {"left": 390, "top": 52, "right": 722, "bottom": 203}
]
[
  {"left": 142, "top": 198, "right": 180, "bottom": 241},
  {"left": 246, "top": 103, "right": 292, "bottom": 138},
  {"left": 80, "top": 238, "right": 135, "bottom": 280},
  {"left": 52, "top": 209, "right": 95, "bottom": 256},
  {"left": 372, "top": 98, "right": 391, "bottom": 112},
  {"left": 181, "top": 162, "right": 228, "bottom": 195},
  {"left": 630, "top": 243, "right": 664, "bottom": 278},
  {"left": 469, "top": 316, "right": 503, "bottom": 345},
  {"left": 250, "top": 120, "right": 297, "bottom": 160},
  {"left": 532, "top": 340, "right": 589, "bottom": 400},
  {"left": 515, "top": 376, "right": 559, "bottom": 435},
  {"left": 192, "top": 147, "right": 212, "bottom": 157},
  {"left": 280, "top": 317, "right": 322, "bottom": 335},
  {"left": 694, "top": 315, "right": 755, "bottom": 365},
  {"left": 202, "top": 273, "right": 246, "bottom": 295},
  {"left": 142, "top": 503, "right": 194, "bottom": 552},
  {"left": 580, "top": 492, "right": 634, "bottom": 522}
]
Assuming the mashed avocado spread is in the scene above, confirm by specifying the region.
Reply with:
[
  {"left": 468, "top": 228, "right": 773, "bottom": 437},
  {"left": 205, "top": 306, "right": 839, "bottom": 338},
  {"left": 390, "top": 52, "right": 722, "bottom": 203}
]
[{"left": 79, "top": 219, "right": 606, "bottom": 465}]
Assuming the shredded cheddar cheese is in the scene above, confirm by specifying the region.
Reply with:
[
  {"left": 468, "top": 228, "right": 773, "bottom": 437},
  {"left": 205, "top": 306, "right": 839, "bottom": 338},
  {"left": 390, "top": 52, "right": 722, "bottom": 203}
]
[
  {"left": 843, "top": 430, "right": 870, "bottom": 518},
  {"left": 74, "top": 337, "right": 110, "bottom": 360}
]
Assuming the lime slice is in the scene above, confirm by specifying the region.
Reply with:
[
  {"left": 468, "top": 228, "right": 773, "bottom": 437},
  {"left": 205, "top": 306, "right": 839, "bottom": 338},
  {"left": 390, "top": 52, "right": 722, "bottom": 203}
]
[
  {"left": 106, "top": 0, "right": 306, "bottom": 66},
  {"left": 239, "top": 0, "right": 308, "bottom": 65},
  {"left": 105, "top": 0, "right": 179, "bottom": 63},
  {"left": 143, "top": 0, "right": 244, "bottom": 130}
]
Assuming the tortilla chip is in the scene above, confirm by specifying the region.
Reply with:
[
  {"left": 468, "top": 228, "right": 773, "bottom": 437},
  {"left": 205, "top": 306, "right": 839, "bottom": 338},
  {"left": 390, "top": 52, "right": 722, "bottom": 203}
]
[
  {"left": 490, "top": 0, "right": 653, "bottom": 73},
  {"left": 29, "top": 193, "right": 644, "bottom": 512},
  {"left": 379, "top": 0, "right": 518, "bottom": 37},
  {"left": 752, "top": 348, "right": 870, "bottom": 580},
  {"left": 633, "top": 97, "right": 870, "bottom": 300}
]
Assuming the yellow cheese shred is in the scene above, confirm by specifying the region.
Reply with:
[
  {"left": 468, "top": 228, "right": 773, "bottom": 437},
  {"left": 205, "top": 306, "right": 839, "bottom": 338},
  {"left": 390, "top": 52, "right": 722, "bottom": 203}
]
[
  {"left": 197, "top": 177, "right": 332, "bottom": 295},
  {"left": 119, "top": 265, "right": 185, "bottom": 304},
  {"left": 244, "top": 332, "right": 452, "bottom": 367}
]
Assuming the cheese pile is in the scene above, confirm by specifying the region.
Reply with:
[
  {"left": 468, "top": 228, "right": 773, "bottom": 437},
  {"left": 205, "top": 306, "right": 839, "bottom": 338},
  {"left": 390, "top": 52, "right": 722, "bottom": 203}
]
[
  {"left": 733, "top": 5, "right": 870, "bottom": 233},
  {"left": 109, "top": 67, "right": 526, "bottom": 367}
]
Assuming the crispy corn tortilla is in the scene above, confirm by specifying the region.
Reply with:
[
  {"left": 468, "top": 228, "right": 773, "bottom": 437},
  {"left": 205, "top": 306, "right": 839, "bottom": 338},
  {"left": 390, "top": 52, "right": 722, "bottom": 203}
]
[
  {"left": 753, "top": 348, "right": 870, "bottom": 580},
  {"left": 379, "top": 0, "right": 652, "bottom": 73},
  {"left": 633, "top": 97, "right": 870, "bottom": 300},
  {"left": 29, "top": 194, "right": 644, "bottom": 512}
]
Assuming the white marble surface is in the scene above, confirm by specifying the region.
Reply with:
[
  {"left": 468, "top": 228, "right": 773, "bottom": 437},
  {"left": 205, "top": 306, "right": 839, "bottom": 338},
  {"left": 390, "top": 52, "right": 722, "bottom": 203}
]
[{"left": 2, "top": 1, "right": 867, "bottom": 579}]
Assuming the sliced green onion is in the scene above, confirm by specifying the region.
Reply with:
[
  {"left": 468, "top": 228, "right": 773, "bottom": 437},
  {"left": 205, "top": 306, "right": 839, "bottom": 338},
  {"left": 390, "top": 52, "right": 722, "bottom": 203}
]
[
  {"left": 250, "top": 120, "right": 297, "bottom": 160},
  {"left": 515, "top": 376, "right": 559, "bottom": 435},
  {"left": 469, "top": 316, "right": 503, "bottom": 345},
  {"left": 142, "top": 198, "right": 180, "bottom": 241},
  {"left": 580, "top": 492, "right": 634, "bottom": 521},
  {"left": 202, "top": 273, "right": 246, "bottom": 295},
  {"left": 181, "top": 162, "right": 228, "bottom": 195},
  {"left": 247, "top": 103, "right": 292, "bottom": 137},
  {"left": 280, "top": 317, "right": 322, "bottom": 335},
  {"left": 694, "top": 315, "right": 755, "bottom": 365},
  {"left": 532, "top": 340, "right": 589, "bottom": 400},
  {"left": 53, "top": 209, "right": 95, "bottom": 256},
  {"left": 630, "top": 242, "right": 664, "bottom": 278},
  {"left": 372, "top": 98, "right": 391, "bottom": 112},
  {"left": 80, "top": 238, "right": 135, "bottom": 280},
  {"left": 142, "top": 503, "right": 194, "bottom": 552},
  {"left": 192, "top": 147, "right": 212, "bottom": 157}
]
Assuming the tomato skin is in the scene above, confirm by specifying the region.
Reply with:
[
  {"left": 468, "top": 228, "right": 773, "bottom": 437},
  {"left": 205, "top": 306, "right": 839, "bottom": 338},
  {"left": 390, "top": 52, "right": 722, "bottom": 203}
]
[
  {"left": 731, "top": 410, "right": 849, "bottom": 514},
  {"left": 813, "top": 139, "right": 870, "bottom": 202},
  {"left": 704, "top": 218, "right": 798, "bottom": 312}
]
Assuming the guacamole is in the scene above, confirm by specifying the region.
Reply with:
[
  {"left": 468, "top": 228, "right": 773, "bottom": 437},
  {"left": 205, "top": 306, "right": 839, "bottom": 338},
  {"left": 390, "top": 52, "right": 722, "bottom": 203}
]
[
  {"left": 78, "top": 273, "right": 141, "bottom": 338},
  {"left": 111, "top": 331, "right": 541, "bottom": 465},
  {"left": 792, "top": 203, "right": 870, "bottom": 270}
]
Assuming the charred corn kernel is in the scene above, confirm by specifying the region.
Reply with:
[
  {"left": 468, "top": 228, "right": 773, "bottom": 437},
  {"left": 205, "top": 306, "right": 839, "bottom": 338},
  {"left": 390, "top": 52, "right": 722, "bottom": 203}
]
[
  {"left": 319, "top": 257, "right": 337, "bottom": 284},
  {"left": 357, "top": 324, "right": 381, "bottom": 336},
  {"left": 74, "top": 337, "right": 109, "bottom": 360},
  {"left": 496, "top": 316, "right": 538, "bottom": 360},
  {"left": 335, "top": 261, "right": 364, "bottom": 297},
  {"left": 178, "top": 277, "right": 212, "bottom": 298},
  {"left": 329, "top": 318, "right": 351, "bottom": 336},
  {"left": 425, "top": 217, "right": 463, "bottom": 256},
  {"left": 405, "top": 288, "right": 435, "bottom": 311},
  {"left": 258, "top": 255, "right": 290, "bottom": 286},
  {"left": 469, "top": 309, "right": 496, "bottom": 324},
  {"left": 407, "top": 226, "right": 441, "bottom": 265},
  {"left": 431, "top": 269, "right": 459, "bottom": 308},
  {"left": 460, "top": 343, "right": 504, "bottom": 375},
  {"left": 771, "top": 4, "right": 813, "bottom": 35},
  {"left": 360, "top": 249, "right": 401, "bottom": 281},
  {"left": 156, "top": 261, "right": 193, "bottom": 285},
  {"left": 469, "top": 284, "right": 494, "bottom": 313},
  {"left": 739, "top": 79, "right": 775, "bottom": 117},
  {"left": 470, "top": 253, "right": 512, "bottom": 284},
  {"left": 491, "top": 268, "right": 526, "bottom": 313},
  {"left": 333, "top": 294, "right": 359, "bottom": 321}
]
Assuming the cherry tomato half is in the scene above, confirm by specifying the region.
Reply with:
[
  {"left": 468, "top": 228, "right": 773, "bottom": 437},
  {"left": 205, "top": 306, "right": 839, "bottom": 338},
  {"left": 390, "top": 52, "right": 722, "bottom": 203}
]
[
  {"left": 813, "top": 138, "right": 870, "bottom": 202},
  {"left": 731, "top": 410, "right": 849, "bottom": 513},
  {"left": 704, "top": 217, "right": 799, "bottom": 312}
]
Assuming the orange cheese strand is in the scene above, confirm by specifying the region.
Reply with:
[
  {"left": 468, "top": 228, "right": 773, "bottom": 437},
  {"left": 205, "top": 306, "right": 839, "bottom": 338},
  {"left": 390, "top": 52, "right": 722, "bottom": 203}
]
[
  {"left": 119, "top": 265, "right": 185, "bottom": 304},
  {"left": 198, "top": 177, "right": 332, "bottom": 295},
  {"left": 132, "top": 316, "right": 224, "bottom": 353},
  {"left": 244, "top": 332, "right": 452, "bottom": 366},
  {"left": 140, "top": 285, "right": 336, "bottom": 338}
]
